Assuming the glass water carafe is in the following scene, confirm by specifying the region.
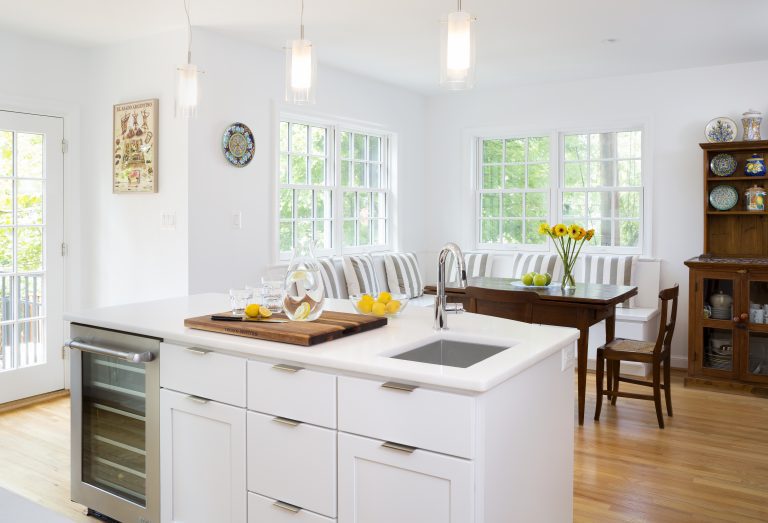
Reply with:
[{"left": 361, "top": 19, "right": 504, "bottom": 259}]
[{"left": 282, "top": 240, "right": 326, "bottom": 321}]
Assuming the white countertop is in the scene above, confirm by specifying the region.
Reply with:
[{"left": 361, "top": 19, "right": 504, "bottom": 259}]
[{"left": 64, "top": 293, "right": 579, "bottom": 393}]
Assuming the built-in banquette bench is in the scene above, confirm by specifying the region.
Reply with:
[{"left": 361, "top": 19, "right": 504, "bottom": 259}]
[{"left": 311, "top": 251, "right": 661, "bottom": 376}]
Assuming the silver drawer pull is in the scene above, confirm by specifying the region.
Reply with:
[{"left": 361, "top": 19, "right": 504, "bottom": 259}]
[
  {"left": 185, "top": 347, "right": 212, "bottom": 355},
  {"left": 382, "top": 441, "right": 417, "bottom": 454},
  {"left": 272, "top": 363, "right": 304, "bottom": 373},
  {"left": 186, "top": 395, "right": 210, "bottom": 404},
  {"left": 273, "top": 500, "right": 301, "bottom": 513},
  {"left": 381, "top": 381, "right": 418, "bottom": 392},
  {"left": 272, "top": 416, "right": 302, "bottom": 427},
  {"left": 65, "top": 339, "right": 155, "bottom": 363}
]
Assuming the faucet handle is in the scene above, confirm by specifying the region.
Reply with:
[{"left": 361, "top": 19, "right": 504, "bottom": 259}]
[{"left": 446, "top": 303, "right": 465, "bottom": 314}]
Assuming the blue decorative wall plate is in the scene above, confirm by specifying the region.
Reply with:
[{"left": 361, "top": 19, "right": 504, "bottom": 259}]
[
  {"left": 705, "top": 117, "right": 738, "bottom": 143},
  {"left": 709, "top": 185, "right": 738, "bottom": 211},
  {"left": 223, "top": 123, "right": 254, "bottom": 167}
]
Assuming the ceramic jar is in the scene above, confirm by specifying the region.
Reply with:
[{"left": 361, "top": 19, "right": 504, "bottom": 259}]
[
  {"left": 745, "top": 184, "right": 766, "bottom": 211},
  {"left": 745, "top": 154, "right": 766, "bottom": 177},
  {"left": 710, "top": 290, "right": 732, "bottom": 308},
  {"left": 742, "top": 109, "right": 762, "bottom": 141},
  {"left": 741, "top": 109, "right": 763, "bottom": 142}
]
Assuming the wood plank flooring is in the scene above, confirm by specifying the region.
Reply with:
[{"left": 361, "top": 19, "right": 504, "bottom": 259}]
[{"left": 1, "top": 374, "right": 767, "bottom": 522}]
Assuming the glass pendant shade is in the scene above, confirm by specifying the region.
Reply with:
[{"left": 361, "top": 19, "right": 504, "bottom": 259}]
[
  {"left": 176, "top": 63, "right": 199, "bottom": 118},
  {"left": 285, "top": 39, "right": 316, "bottom": 105},
  {"left": 440, "top": 10, "right": 475, "bottom": 90}
]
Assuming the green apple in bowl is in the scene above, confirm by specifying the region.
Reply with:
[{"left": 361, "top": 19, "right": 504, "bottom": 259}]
[
  {"left": 533, "top": 273, "right": 549, "bottom": 286},
  {"left": 521, "top": 273, "right": 534, "bottom": 286}
]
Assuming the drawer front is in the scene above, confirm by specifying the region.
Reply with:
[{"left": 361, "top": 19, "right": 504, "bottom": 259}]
[
  {"left": 338, "top": 376, "right": 475, "bottom": 459},
  {"left": 248, "top": 492, "right": 334, "bottom": 523},
  {"left": 338, "top": 432, "right": 473, "bottom": 523},
  {"left": 160, "top": 343, "right": 246, "bottom": 407},
  {"left": 247, "top": 360, "right": 336, "bottom": 428},
  {"left": 247, "top": 412, "right": 336, "bottom": 518}
]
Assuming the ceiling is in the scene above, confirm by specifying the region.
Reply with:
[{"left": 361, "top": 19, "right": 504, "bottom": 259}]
[{"left": 2, "top": 0, "right": 767, "bottom": 93}]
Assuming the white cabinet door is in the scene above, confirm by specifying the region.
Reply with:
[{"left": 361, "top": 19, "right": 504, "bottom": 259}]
[
  {"left": 338, "top": 432, "right": 473, "bottom": 523},
  {"left": 161, "top": 389, "right": 246, "bottom": 523}
]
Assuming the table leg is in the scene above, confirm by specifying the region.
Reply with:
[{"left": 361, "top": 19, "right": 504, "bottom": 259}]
[
  {"left": 577, "top": 326, "right": 588, "bottom": 426},
  {"left": 605, "top": 308, "right": 616, "bottom": 344}
]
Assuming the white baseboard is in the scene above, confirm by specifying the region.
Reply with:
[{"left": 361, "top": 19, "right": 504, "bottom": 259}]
[{"left": 670, "top": 355, "right": 688, "bottom": 369}]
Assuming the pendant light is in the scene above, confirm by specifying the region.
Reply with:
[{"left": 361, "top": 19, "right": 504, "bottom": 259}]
[
  {"left": 176, "top": 0, "right": 199, "bottom": 117},
  {"left": 285, "top": 0, "right": 316, "bottom": 105},
  {"left": 440, "top": 0, "right": 476, "bottom": 90}
]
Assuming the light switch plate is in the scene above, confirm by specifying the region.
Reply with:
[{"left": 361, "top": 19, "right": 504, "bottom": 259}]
[
  {"left": 561, "top": 345, "right": 576, "bottom": 371},
  {"left": 161, "top": 211, "right": 176, "bottom": 230},
  {"left": 232, "top": 211, "right": 242, "bottom": 229}
]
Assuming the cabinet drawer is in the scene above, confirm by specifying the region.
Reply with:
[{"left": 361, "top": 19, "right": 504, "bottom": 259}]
[
  {"left": 338, "top": 376, "right": 475, "bottom": 459},
  {"left": 247, "top": 360, "right": 336, "bottom": 428},
  {"left": 338, "top": 432, "right": 473, "bottom": 523},
  {"left": 161, "top": 343, "right": 246, "bottom": 407},
  {"left": 247, "top": 411, "right": 336, "bottom": 518},
  {"left": 248, "top": 492, "right": 334, "bottom": 523}
]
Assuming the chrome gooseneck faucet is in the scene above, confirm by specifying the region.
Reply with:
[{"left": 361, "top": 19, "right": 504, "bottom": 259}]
[{"left": 434, "top": 242, "right": 467, "bottom": 331}]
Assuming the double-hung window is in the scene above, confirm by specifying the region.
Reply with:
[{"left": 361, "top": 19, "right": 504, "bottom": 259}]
[
  {"left": 278, "top": 119, "right": 390, "bottom": 259},
  {"left": 475, "top": 127, "right": 644, "bottom": 253}
]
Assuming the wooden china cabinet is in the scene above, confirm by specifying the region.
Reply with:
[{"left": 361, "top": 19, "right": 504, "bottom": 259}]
[{"left": 685, "top": 140, "right": 768, "bottom": 394}]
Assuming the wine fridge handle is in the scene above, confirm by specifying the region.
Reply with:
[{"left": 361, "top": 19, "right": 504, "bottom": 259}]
[{"left": 65, "top": 339, "right": 156, "bottom": 363}]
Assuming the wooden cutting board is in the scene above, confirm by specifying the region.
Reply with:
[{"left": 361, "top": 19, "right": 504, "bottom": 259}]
[{"left": 183, "top": 310, "right": 388, "bottom": 346}]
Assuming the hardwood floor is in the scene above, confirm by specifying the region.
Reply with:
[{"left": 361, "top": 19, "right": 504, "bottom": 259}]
[{"left": 1, "top": 374, "right": 767, "bottom": 522}]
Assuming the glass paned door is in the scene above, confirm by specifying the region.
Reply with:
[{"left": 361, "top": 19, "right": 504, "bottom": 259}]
[
  {"left": 745, "top": 277, "right": 768, "bottom": 381},
  {"left": 0, "top": 111, "right": 64, "bottom": 403},
  {"left": 698, "top": 275, "right": 737, "bottom": 375}
]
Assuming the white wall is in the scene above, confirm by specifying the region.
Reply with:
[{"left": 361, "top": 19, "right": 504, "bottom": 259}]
[
  {"left": 425, "top": 60, "right": 768, "bottom": 366},
  {"left": 80, "top": 31, "right": 190, "bottom": 307},
  {"left": 187, "top": 29, "right": 427, "bottom": 294}
]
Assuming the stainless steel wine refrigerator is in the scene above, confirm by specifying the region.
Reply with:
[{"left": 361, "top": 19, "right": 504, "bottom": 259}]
[{"left": 67, "top": 323, "right": 160, "bottom": 523}]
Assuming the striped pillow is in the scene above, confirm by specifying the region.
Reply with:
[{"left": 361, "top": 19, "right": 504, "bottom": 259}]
[
  {"left": 317, "top": 257, "right": 343, "bottom": 299},
  {"left": 583, "top": 255, "right": 638, "bottom": 307},
  {"left": 447, "top": 252, "right": 493, "bottom": 282},
  {"left": 384, "top": 253, "right": 424, "bottom": 298},
  {"left": 342, "top": 254, "right": 381, "bottom": 296},
  {"left": 510, "top": 253, "right": 563, "bottom": 281}
]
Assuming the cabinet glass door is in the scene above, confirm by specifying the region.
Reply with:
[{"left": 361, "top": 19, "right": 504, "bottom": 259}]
[
  {"left": 745, "top": 276, "right": 768, "bottom": 382},
  {"left": 698, "top": 275, "right": 737, "bottom": 375}
]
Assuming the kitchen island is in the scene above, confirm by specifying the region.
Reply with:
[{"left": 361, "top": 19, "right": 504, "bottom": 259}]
[{"left": 65, "top": 293, "right": 579, "bottom": 523}]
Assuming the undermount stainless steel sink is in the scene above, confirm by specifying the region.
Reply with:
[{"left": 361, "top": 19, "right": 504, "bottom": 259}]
[{"left": 391, "top": 339, "right": 510, "bottom": 368}]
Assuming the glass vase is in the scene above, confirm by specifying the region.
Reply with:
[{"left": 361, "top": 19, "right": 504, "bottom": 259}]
[
  {"left": 561, "top": 263, "right": 576, "bottom": 291},
  {"left": 282, "top": 239, "right": 326, "bottom": 321}
]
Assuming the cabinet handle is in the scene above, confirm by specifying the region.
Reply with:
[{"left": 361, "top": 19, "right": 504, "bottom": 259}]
[
  {"left": 733, "top": 313, "right": 749, "bottom": 324},
  {"left": 272, "top": 363, "right": 304, "bottom": 373},
  {"left": 272, "top": 416, "right": 301, "bottom": 427},
  {"left": 186, "top": 395, "right": 210, "bottom": 404},
  {"left": 273, "top": 501, "right": 301, "bottom": 513},
  {"left": 382, "top": 441, "right": 417, "bottom": 454},
  {"left": 381, "top": 381, "right": 418, "bottom": 392},
  {"left": 185, "top": 347, "right": 212, "bottom": 356}
]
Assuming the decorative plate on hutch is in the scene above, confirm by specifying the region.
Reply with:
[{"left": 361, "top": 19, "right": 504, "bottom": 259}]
[
  {"left": 710, "top": 153, "right": 738, "bottom": 176},
  {"left": 709, "top": 185, "right": 739, "bottom": 211},
  {"left": 705, "top": 117, "right": 738, "bottom": 143},
  {"left": 222, "top": 122, "right": 254, "bottom": 167}
]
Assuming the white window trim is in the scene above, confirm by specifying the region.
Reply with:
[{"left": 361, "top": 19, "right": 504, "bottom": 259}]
[
  {"left": 274, "top": 108, "right": 396, "bottom": 262},
  {"left": 468, "top": 122, "right": 652, "bottom": 257}
]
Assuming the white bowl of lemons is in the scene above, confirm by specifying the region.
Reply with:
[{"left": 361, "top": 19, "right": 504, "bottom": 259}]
[{"left": 350, "top": 291, "right": 408, "bottom": 317}]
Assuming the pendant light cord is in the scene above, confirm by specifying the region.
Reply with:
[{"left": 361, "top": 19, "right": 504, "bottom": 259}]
[
  {"left": 458, "top": 0, "right": 462, "bottom": 10},
  {"left": 184, "top": 0, "right": 193, "bottom": 64},
  {"left": 300, "top": 0, "right": 305, "bottom": 40}
]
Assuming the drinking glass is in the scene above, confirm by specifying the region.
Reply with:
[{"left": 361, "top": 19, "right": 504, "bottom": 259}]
[
  {"left": 229, "top": 288, "right": 253, "bottom": 317},
  {"left": 261, "top": 279, "right": 284, "bottom": 313}
]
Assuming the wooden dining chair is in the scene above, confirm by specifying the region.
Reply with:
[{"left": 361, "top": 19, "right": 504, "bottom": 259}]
[{"left": 594, "top": 284, "right": 679, "bottom": 428}]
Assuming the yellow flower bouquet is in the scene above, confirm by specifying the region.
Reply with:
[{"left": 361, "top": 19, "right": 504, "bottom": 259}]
[{"left": 538, "top": 222, "right": 594, "bottom": 290}]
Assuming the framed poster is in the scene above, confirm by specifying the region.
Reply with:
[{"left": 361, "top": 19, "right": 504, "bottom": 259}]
[{"left": 113, "top": 98, "right": 158, "bottom": 193}]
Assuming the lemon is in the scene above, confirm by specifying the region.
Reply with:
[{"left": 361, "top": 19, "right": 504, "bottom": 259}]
[
  {"left": 288, "top": 270, "right": 308, "bottom": 282},
  {"left": 258, "top": 306, "right": 272, "bottom": 318},
  {"left": 357, "top": 299, "right": 373, "bottom": 313},
  {"left": 360, "top": 294, "right": 374, "bottom": 303},
  {"left": 377, "top": 291, "right": 392, "bottom": 304},
  {"left": 244, "top": 304, "right": 261, "bottom": 318},
  {"left": 371, "top": 302, "right": 387, "bottom": 316},
  {"left": 386, "top": 300, "right": 401, "bottom": 314},
  {"left": 293, "top": 302, "right": 311, "bottom": 320}
]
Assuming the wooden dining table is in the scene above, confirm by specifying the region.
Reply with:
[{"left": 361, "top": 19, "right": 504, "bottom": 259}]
[{"left": 424, "top": 277, "right": 638, "bottom": 426}]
